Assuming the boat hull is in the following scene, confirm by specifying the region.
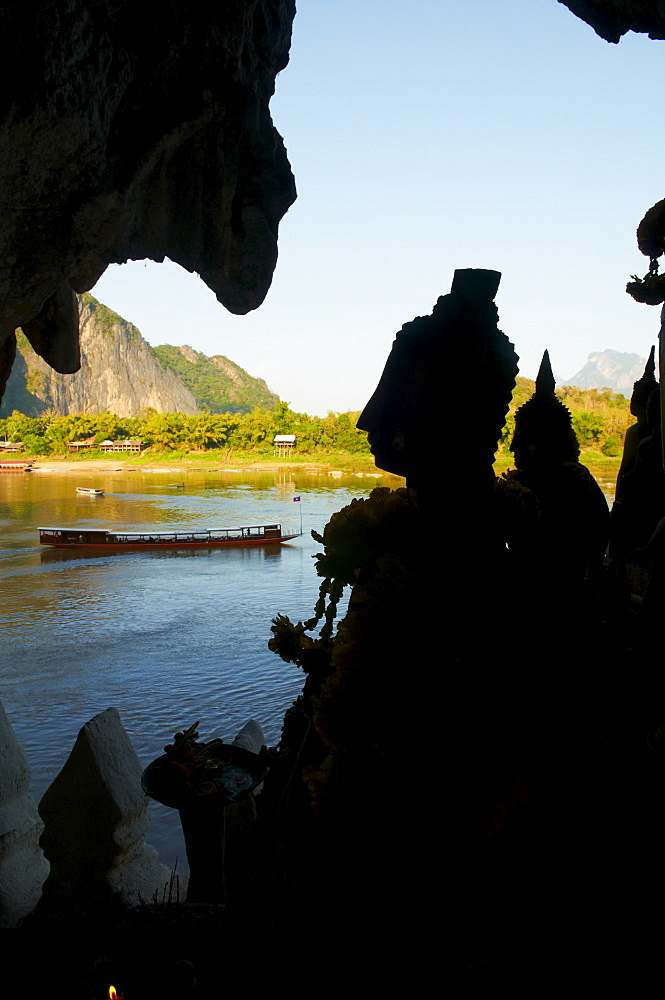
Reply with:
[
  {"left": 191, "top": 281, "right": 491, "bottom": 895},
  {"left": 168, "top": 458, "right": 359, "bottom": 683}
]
[
  {"left": 38, "top": 523, "right": 300, "bottom": 549},
  {"left": 40, "top": 534, "right": 300, "bottom": 550}
]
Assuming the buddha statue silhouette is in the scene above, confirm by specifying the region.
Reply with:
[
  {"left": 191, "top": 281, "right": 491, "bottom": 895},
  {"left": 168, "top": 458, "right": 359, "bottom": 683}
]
[
  {"left": 611, "top": 384, "right": 665, "bottom": 565},
  {"left": 505, "top": 349, "right": 610, "bottom": 601},
  {"left": 612, "top": 347, "right": 664, "bottom": 533},
  {"left": 616, "top": 346, "right": 658, "bottom": 490},
  {"left": 357, "top": 268, "right": 518, "bottom": 507}
]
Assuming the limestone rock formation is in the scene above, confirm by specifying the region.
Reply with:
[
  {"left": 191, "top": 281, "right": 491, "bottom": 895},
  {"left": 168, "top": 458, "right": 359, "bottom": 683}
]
[
  {"left": 562, "top": 349, "right": 647, "bottom": 394},
  {"left": 0, "top": 701, "right": 50, "bottom": 927},
  {"left": 0, "top": 1, "right": 297, "bottom": 400},
  {"left": 560, "top": 0, "right": 665, "bottom": 41},
  {"left": 1, "top": 296, "right": 198, "bottom": 417},
  {"left": 2, "top": 295, "right": 282, "bottom": 417}
]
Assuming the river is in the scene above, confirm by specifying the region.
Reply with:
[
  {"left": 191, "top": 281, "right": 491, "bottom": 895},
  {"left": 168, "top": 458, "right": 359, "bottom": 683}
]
[
  {"left": 0, "top": 466, "right": 392, "bottom": 870},
  {"left": 0, "top": 463, "right": 617, "bottom": 873}
]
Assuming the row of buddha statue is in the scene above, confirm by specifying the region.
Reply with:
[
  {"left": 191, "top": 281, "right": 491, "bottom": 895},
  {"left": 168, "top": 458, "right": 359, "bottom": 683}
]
[
  {"left": 357, "top": 267, "right": 663, "bottom": 618},
  {"left": 264, "top": 269, "right": 664, "bottom": 982}
]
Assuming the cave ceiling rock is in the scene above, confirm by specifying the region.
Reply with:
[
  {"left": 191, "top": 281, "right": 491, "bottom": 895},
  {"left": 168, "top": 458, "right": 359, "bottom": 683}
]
[
  {"left": 559, "top": 0, "right": 665, "bottom": 42},
  {"left": 0, "top": 0, "right": 297, "bottom": 402}
]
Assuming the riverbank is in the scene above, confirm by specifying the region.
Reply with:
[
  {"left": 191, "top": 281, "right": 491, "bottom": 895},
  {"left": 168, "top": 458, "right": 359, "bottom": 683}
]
[
  {"left": 25, "top": 449, "right": 620, "bottom": 480},
  {"left": 494, "top": 450, "right": 621, "bottom": 480},
  {"left": 27, "top": 456, "right": 395, "bottom": 477}
]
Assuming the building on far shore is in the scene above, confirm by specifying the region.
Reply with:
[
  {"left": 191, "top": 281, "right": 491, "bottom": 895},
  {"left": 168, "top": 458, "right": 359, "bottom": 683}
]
[
  {"left": 274, "top": 434, "right": 296, "bottom": 458},
  {"left": 99, "top": 439, "right": 145, "bottom": 453},
  {"left": 68, "top": 438, "right": 145, "bottom": 453},
  {"left": 68, "top": 437, "right": 96, "bottom": 453}
]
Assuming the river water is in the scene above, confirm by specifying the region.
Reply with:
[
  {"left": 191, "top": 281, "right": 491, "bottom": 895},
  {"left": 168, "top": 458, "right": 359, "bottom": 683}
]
[
  {"left": 0, "top": 463, "right": 617, "bottom": 873},
  {"left": 0, "top": 466, "right": 391, "bottom": 870}
]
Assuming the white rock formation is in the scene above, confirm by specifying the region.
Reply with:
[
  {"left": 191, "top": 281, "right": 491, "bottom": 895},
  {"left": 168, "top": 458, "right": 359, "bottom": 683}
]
[
  {"left": 38, "top": 707, "right": 176, "bottom": 914},
  {"left": 232, "top": 719, "right": 266, "bottom": 755},
  {"left": 0, "top": 700, "right": 50, "bottom": 927}
]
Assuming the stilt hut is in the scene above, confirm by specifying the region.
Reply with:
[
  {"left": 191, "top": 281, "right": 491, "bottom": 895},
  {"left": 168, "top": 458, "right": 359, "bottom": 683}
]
[{"left": 273, "top": 434, "right": 296, "bottom": 458}]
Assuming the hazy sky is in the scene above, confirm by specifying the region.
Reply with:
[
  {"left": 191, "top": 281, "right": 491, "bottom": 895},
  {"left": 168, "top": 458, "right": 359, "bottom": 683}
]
[{"left": 93, "top": 0, "right": 665, "bottom": 416}]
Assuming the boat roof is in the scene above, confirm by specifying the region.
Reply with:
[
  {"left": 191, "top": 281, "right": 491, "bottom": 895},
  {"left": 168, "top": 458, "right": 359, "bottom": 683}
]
[{"left": 38, "top": 524, "right": 281, "bottom": 534}]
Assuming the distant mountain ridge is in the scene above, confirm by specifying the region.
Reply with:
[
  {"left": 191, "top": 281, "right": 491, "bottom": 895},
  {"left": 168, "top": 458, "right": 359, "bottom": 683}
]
[
  {"left": 0, "top": 294, "right": 279, "bottom": 417},
  {"left": 561, "top": 349, "right": 648, "bottom": 394}
]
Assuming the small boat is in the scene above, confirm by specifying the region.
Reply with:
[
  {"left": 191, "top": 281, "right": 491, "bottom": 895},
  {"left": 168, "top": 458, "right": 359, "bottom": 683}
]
[
  {"left": 38, "top": 523, "right": 300, "bottom": 550},
  {"left": 76, "top": 487, "right": 104, "bottom": 495}
]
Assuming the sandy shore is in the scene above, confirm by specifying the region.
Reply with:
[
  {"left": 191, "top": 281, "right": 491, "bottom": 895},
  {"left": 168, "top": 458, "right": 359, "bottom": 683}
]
[
  {"left": 28, "top": 457, "right": 389, "bottom": 476},
  {"left": 30, "top": 459, "right": 140, "bottom": 472}
]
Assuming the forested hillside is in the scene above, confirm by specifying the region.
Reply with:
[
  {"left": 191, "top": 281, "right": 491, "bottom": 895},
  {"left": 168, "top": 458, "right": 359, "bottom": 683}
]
[{"left": 151, "top": 344, "right": 279, "bottom": 414}]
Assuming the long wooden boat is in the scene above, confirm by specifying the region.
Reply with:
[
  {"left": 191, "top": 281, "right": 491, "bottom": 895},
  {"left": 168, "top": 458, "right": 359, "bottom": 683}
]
[
  {"left": 0, "top": 460, "right": 33, "bottom": 472},
  {"left": 38, "top": 523, "right": 300, "bottom": 550}
]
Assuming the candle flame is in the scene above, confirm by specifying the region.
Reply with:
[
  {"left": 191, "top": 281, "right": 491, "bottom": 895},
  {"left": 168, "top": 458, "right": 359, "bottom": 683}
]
[{"left": 109, "top": 988, "right": 117, "bottom": 999}]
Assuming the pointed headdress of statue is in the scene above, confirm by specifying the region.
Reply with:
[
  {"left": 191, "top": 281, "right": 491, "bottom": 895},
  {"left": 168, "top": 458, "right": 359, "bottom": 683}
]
[
  {"left": 630, "top": 345, "right": 658, "bottom": 416},
  {"left": 511, "top": 350, "right": 579, "bottom": 469}
]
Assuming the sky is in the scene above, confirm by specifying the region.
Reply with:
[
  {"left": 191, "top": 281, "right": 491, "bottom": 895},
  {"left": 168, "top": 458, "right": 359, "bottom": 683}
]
[{"left": 92, "top": 0, "right": 665, "bottom": 416}]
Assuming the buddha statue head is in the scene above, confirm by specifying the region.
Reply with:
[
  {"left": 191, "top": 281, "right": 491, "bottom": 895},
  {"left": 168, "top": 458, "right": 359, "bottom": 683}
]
[
  {"left": 510, "top": 350, "right": 579, "bottom": 472},
  {"left": 357, "top": 269, "right": 518, "bottom": 490}
]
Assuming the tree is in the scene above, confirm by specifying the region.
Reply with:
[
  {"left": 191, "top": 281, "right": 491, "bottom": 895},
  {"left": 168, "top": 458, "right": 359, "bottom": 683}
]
[
  {"left": 572, "top": 409, "right": 606, "bottom": 445},
  {"left": 183, "top": 414, "right": 238, "bottom": 450},
  {"left": 141, "top": 412, "right": 188, "bottom": 450},
  {"left": 229, "top": 408, "right": 278, "bottom": 450},
  {"left": 22, "top": 433, "right": 49, "bottom": 455},
  {"left": 5, "top": 410, "right": 34, "bottom": 442}
]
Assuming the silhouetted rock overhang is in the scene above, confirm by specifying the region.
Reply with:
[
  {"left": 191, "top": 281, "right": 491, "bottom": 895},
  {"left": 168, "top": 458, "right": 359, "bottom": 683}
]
[
  {"left": 559, "top": 0, "right": 665, "bottom": 42},
  {"left": 0, "top": 0, "right": 297, "bottom": 401}
]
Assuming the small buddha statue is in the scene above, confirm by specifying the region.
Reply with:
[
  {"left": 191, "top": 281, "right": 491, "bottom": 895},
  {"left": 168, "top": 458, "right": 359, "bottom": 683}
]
[
  {"left": 611, "top": 386, "right": 665, "bottom": 561},
  {"left": 503, "top": 350, "right": 610, "bottom": 601},
  {"left": 607, "top": 354, "right": 663, "bottom": 607},
  {"left": 615, "top": 346, "right": 658, "bottom": 492}
]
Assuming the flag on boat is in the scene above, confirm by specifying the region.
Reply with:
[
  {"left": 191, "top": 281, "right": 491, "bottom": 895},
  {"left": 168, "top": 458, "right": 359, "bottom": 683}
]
[{"left": 293, "top": 496, "right": 301, "bottom": 501}]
